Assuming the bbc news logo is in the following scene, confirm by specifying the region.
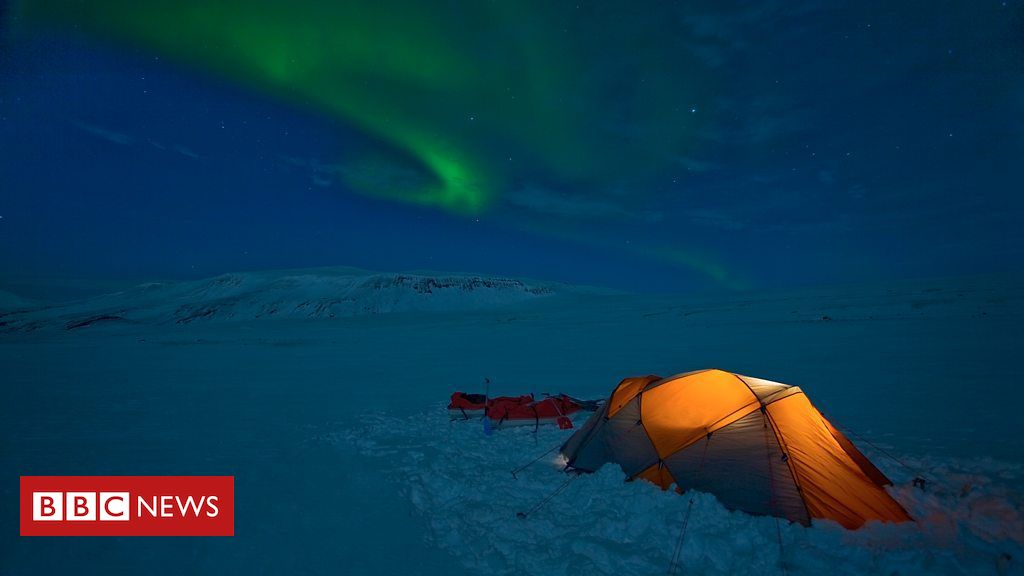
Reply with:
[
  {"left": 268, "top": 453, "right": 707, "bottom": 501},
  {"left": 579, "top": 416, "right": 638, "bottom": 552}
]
[
  {"left": 32, "top": 491, "right": 220, "bottom": 521},
  {"left": 20, "top": 476, "right": 233, "bottom": 536}
]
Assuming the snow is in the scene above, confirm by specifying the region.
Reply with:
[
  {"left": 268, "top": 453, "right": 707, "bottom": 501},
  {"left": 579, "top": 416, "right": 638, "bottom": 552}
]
[
  {"left": 1, "top": 271, "right": 1021, "bottom": 574},
  {"left": 331, "top": 410, "right": 1022, "bottom": 575},
  {"left": 333, "top": 415, "right": 788, "bottom": 574}
]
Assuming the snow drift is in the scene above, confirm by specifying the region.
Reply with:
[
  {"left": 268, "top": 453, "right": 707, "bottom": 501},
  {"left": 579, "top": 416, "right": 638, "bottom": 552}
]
[{"left": 330, "top": 409, "right": 1023, "bottom": 576}]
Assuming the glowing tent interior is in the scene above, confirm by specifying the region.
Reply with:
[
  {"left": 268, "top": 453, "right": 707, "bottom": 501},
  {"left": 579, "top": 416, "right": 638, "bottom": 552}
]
[{"left": 560, "top": 369, "right": 912, "bottom": 529}]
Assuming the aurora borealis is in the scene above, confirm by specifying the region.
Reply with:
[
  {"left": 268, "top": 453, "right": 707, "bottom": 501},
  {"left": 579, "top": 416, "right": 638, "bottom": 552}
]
[
  {"left": 1, "top": 1, "right": 1022, "bottom": 295},
  {"left": 15, "top": 0, "right": 708, "bottom": 216}
]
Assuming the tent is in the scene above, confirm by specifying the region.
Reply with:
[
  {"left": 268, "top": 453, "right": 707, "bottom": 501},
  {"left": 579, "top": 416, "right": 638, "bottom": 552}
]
[{"left": 560, "top": 369, "right": 911, "bottom": 529}]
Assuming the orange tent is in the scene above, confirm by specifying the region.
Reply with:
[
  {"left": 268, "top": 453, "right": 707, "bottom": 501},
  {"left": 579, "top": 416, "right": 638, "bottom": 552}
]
[{"left": 560, "top": 369, "right": 911, "bottom": 529}]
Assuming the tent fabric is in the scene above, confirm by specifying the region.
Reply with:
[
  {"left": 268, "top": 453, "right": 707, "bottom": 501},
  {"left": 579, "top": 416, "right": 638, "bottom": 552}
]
[
  {"left": 766, "top": 392, "right": 911, "bottom": 528},
  {"left": 659, "top": 409, "right": 810, "bottom": 524},
  {"left": 608, "top": 375, "right": 660, "bottom": 417},
  {"left": 559, "top": 402, "right": 609, "bottom": 471},
  {"left": 561, "top": 369, "right": 911, "bottom": 529}
]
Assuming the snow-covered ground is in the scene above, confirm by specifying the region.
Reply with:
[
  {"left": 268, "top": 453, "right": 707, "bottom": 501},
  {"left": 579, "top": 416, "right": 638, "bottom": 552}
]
[{"left": 1, "top": 270, "right": 1021, "bottom": 574}]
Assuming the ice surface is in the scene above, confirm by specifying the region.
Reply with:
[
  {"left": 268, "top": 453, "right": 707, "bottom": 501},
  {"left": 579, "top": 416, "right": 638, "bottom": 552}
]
[{"left": 1, "top": 272, "right": 1021, "bottom": 574}]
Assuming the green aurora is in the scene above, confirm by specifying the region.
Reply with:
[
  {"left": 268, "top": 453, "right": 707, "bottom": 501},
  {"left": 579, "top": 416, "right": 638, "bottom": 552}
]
[{"left": 13, "top": 0, "right": 734, "bottom": 283}]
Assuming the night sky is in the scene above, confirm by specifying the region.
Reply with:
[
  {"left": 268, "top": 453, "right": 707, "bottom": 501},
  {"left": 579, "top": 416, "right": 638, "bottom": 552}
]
[{"left": 1, "top": 1, "right": 1022, "bottom": 299}]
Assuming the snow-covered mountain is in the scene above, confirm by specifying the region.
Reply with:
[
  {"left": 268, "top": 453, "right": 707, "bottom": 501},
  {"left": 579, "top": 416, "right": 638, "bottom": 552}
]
[{"left": 0, "top": 268, "right": 573, "bottom": 332}]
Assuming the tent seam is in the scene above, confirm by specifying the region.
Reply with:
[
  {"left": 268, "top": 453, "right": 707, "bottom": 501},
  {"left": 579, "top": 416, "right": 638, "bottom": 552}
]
[
  {"left": 765, "top": 409, "right": 814, "bottom": 525},
  {"left": 730, "top": 372, "right": 763, "bottom": 405},
  {"left": 630, "top": 401, "right": 761, "bottom": 476}
]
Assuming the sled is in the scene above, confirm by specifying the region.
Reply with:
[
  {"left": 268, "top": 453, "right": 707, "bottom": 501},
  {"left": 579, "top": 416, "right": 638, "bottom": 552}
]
[{"left": 448, "top": 391, "right": 599, "bottom": 430}]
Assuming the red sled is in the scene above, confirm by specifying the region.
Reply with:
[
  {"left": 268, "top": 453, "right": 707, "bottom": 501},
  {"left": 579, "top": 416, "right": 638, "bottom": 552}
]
[
  {"left": 447, "top": 392, "right": 533, "bottom": 419},
  {"left": 448, "top": 392, "right": 594, "bottom": 430}
]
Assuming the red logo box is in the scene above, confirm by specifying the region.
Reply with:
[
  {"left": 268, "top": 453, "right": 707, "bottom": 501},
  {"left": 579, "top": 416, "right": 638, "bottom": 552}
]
[{"left": 20, "top": 476, "right": 234, "bottom": 536}]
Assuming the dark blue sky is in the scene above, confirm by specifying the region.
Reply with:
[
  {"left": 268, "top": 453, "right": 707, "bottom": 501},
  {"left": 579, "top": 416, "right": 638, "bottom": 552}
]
[{"left": 1, "top": 1, "right": 1022, "bottom": 299}]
